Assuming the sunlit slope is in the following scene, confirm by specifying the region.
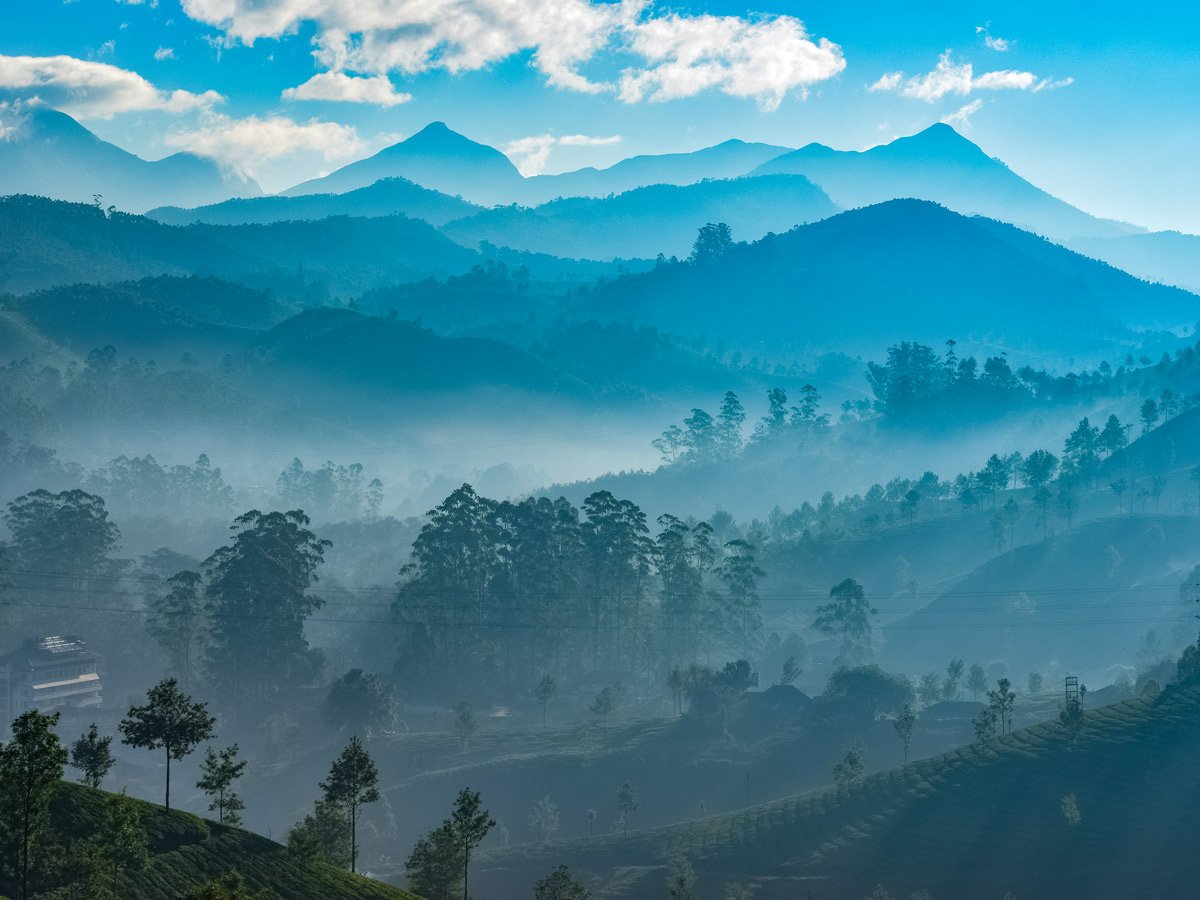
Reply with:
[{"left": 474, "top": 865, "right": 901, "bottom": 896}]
[
  {"left": 49, "top": 781, "right": 419, "bottom": 900},
  {"left": 474, "top": 686, "right": 1200, "bottom": 899},
  {"left": 580, "top": 198, "right": 1197, "bottom": 357}
]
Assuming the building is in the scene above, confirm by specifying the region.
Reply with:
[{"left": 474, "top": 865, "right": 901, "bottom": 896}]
[{"left": 0, "top": 635, "right": 104, "bottom": 729}]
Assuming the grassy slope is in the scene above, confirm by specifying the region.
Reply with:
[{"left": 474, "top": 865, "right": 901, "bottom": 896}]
[
  {"left": 49, "top": 782, "right": 420, "bottom": 900},
  {"left": 473, "top": 685, "right": 1200, "bottom": 899}
]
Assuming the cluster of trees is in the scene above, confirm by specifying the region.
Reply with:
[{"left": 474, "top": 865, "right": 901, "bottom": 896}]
[
  {"left": 274, "top": 458, "right": 384, "bottom": 523},
  {"left": 652, "top": 385, "right": 829, "bottom": 465},
  {"left": 393, "top": 485, "right": 768, "bottom": 689}
]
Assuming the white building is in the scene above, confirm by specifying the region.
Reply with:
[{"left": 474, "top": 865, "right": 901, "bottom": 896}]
[{"left": 0, "top": 635, "right": 104, "bottom": 729}]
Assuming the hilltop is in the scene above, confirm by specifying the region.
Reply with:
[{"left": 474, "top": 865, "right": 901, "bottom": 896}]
[
  {"left": 44, "top": 781, "right": 417, "bottom": 900},
  {"left": 473, "top": 684, "right": 1200, "bottom": 899}
]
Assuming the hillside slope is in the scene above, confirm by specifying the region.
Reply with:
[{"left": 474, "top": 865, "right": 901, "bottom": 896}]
[
  {"left": 474, "top": 685, "right": 1200, "bottom": 899},
  {"left": 46, "top": 781, "right": 417, "bottom": 900}
]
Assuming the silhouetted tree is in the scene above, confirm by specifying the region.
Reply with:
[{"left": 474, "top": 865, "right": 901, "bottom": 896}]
[
  {"left": 119, "top": 677, "right": 215, "bottom": 810},
  {"left": 533, "top": 674, "right": 558, "bottom": 725},
  {"left": 321, "top": 735, "right": 380, "bottom": 873},
  {"left": 893, "top": 704, "right": 915, "bottom": 763},
  {"left": 833, "top": 741, "right": 865, "bottom": 791},
  {"left": 966, "top": 664, "right": 988, "bottom": 700},
  {"left": 813, "top": 578, "right": 876, "bottom": 666},
  {"left": 69, "top": 723, "right": 114, "bottom": 789},
  {"left": 197, "top": 744, "right": 248, "bottom": 826},
  {"left": 691, "top": 222, "right": 733, "bottom": 264},
  {"left": 451, "top": 787, "right": 495, "bottom": 900},
  {"left": 0, "top": 709, "right": 68, "bottom": 900},
  {"left": 534, "top": 865, "right": 590, "bottom": 900},
  {"left": 616, "top": 781, "right": 640, "bottom": 834}
]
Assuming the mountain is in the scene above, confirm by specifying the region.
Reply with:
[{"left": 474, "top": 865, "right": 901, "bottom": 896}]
[
  {"left": 0, "top": 107, "right": 259, "bottom": 213},
  {"left": 523, "top": 138, "right": 792, "bottom": 203},
  {"left": 147, "top": 176, "right": 482, "bottom": 228},
  {"left": 1068, "top": 230, "right": 1200, "bottom": 294},
  {"left": 578, "top": 199, "right": 1199, "bottom": 358},
  {"left": 282, "top": 121, "right": 524, "bottom": 205},
  {"left": 753, "top": 123, "right": 1134, "bottom": 241},
  {"left": 441, "top": 174, "right": 840, "bottom": 260},
  {"left": 41, "top": 781, "right": 414, "bottom": 900},
  {"left": 473, "top": 685, "right": 1200, "bottom": 899}
]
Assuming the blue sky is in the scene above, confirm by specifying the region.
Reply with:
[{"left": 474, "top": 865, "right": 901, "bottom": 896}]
[{"left": 1, "top": 1, "right": 1197, "bottom": 231}]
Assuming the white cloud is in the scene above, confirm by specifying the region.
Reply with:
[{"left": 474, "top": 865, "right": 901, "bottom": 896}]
[
  {"left": 0, "top": 53, "right": 222, "bottom": 118},
  {"left": 941, "top": 98, "right": 983, "bottom": 127},
  {"left": 985, "top": 35, "right": 1010, "bottom": 52},
  {"left": 164, "top": 112, "right": 366, "bottom": 177},
  {"left": 282, "top": 72, "right": 412, "bottom": 106},
  {"left": 178, "top": 0, "right": 845, "bottom": 109},
  {"left": 617, "top": 13, "right": 845, "bottom": 110},
  {"left": 505, "top": 132, "right": 623, "bottom": 175},
  {"left": 154, "top": 46, "right": 176, "bottom": 61},
  {"left": 869, "top": 52, "right": 1048, "bottom": 103},
  {"left": 1033, "top": 77, "right": 1074, "bottom": 92}
]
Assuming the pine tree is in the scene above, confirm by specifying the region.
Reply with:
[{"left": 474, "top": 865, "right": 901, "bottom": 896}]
[
  {"left": 197, "top": 744, "right": 248, "bottom": 826},
  {"left": 320, "top": 735, "right": 380, "bottom": 873}
]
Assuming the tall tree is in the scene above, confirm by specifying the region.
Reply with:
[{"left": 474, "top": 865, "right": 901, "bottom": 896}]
[
  {"left": 119, "top": 677, "right": 215, "bottom": 810},
  {"left": 716, "top": 391, "right": 745, "bottom": 459},
  {"left": 893, "top": 703, "right": 915, "bottom": 763},
  {"left": 1140, "top": 397, "right": 1161, "bottom": 434},
  {"left": 99, "top": 790, "right": 148, "bottom": 899},
  {"left": 716, "top": 540, "right": 766, "bottom": 658},
  {"left": 204, "top": 509, "right": 330, "bottom": 708},
  {"left": 69, "top": 723, "right": 115, "bottom": 789},
  {"left": 0, "top": 710, "right": 68, "bottom": 900},
  {"left": 533, "top": 675, "right": 558, "bottom": 725},
  {"left": 324, "top": 669, "right": 398, "bottom": 737},
  {"left": 690, "top": 222, "right": 733, "bottom": 264},
  {"left": 450, "top": 787, "right": 495, "bottom": 900},
  {"left": 320, "top": 735, "right": 380, "bottom": 873},
  {"left": 197, "top": 744, "right": 248, "bottom": 826},
  {"left": 812, "top": 578, "right": 877, "bottom": 666},
  {"left": 534, "top": 865, "right": 590, "bottom": 900},
  {"left": 145, "top": 569, "right": 207, "bottom": 692}
]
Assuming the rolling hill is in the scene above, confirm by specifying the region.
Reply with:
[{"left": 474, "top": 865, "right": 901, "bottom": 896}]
[
  {"left": 0, "top": 107, "right": 259, "bottom": 213},
  {"left": 577, "top": 199, "right": 1199, "bottom": 358},
  {"left": 441, "top": 175, "right": 840, "bottom": 260},
  {"left": 472, "top": 683, "right": 1200, "bottom": 899},
  {"left": 754, "top": 123, "right": 1135, "bottom": 242},
  {"left": 42, "top": 781, "right": 416, "bottom": 900},
  {"left": 1068, "top": 230, "right": 1200, "bottom": 294},
  {"left": 147, "top": 177, "right": 482, "bottom": 228}
]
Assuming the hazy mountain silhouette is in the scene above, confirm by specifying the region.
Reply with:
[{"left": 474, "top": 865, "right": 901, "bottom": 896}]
[
  {"left": 578, "top": 199, "right": 1195, "bottom": 357},
  {"left": 281, "top": 121, "right": 524, "bottom": 205},
  {"left": 147, "top": 176, "right": 481, "bottom": 227},
  {"left": 523, "top": 138, "right": 792, "bottom": 203},
  {"left": 441, "top": 174, "right": 840, "bottom": 259},
  {"left": 0, "top": 107, "right": 260, "bottom": 212},
  {"left": 753, "top": 124, "right": 1136, "bottom": 241},
  {"left": 1068, "top": 230, "right": 1200, "bottom": 294}
]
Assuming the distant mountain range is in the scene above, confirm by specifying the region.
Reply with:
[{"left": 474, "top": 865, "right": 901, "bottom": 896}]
[
  {"left": 0, "top": 107, "right": 259, "bottom": 212},
  {"left": 1068, "top": 231, "right": 1200, "bottom": 294},
  {"left": 753, "top": 123, "right": 1138, "bottom": 242},
  {"left": 441, "top": 174, "right": 840, "bottom": 259}
]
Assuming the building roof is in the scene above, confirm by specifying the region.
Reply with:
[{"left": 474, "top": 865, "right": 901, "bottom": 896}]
[{"left": 0, "top": 635, "right": 103, "bottom": 670}]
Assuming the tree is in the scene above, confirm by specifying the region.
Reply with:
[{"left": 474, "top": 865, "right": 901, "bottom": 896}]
[
  {"left": 180, "top": 873, "right": 282, "bottom": 900},
  {"left": 716, "top": 391, "right": 745, "bottom": 459},
  {"left": 1002, "top": 497, "right": 1020, "bottom": 546},
  {"left": 716, "top": 540, "right": 766, "bottom": 657},
  {"left": 666, "top": 666, "right": 685, "bottom": 717},
  {"left": 3, "top": 489, "right": 124, "bottom": 593},
  {"left": 589, "top": 682, "right": 625, "bottom": 725},
  {"left": 823, "top": 665, "right": 914, "bottom": 718},
  {"left": 203, "top": 509, "right": 330, "bottom": 710},
  {"left": 943, "top": 658, "right": 965, "bottom": 701},
  {"left": 653, "top": 425, "right": 684, "bottom": 465},
  {"left": 691, "top": 222, "right": 733, "bottom": 264},
  {"left": 533, "top": 675, "right": 558, "bottom": 725},
  {"left": 918, "top": 672, "right": 942, "bottom": 706},
  {"left": 406, "top": 820, "right": 461, "bottom": 900},
  {"left": 980, "top": 454, "right": 1011, "bottom": 506},
  {"left": 667, "top": 854, "right": 696, "bottom": 900},
  {"left": 145, "top": 569, "right": 207, "bottom": 692},
  {"left": 832, "top": 741, "right": 865, "bottom": 791},
  {"left": 288, "top": 798, "right": 351, "bottom": 869},
  {"left": 780, "top": 655, "right": 802, "bottom": 687},
  {"left": 452, "top": 700, "right": 478, "bottom": 751},
  {"left": 616, "top": 781, "right": 640, "bottom": 834},
  {"left": 893, "top": 703, "right": 915, "bottom": 763},
  {"left": 1059, "top": 694, "right": 1085, "bottom": 748},
  {"left": 534, "top": 865, "right": 590, "bottom": 900},
  {"left": 119, "top": 677, "right": 215, "bottom": 811},
  {"left": 812, "top": 578, "right": 877, "bottom": 666},
  {"left": 973, "top": 706, "right": 997, "bottom": 742},
  {"left": 1100, "top": 414, "right": 1129, "bottom": 456},
  {"left": 197, "top": 744, "right": 248, "bottom": 826},
  {"left": 1021, "top": 450, "right": 1058, "bottom": 489},
  {"left": 450, "top": 787, "right": 495, "bottom": 900},
  {"left": 1140, "top": 397, "right": 1160, "bottom": 434},
  {"left": 98, "top": 790, "right": 148, "bottom": 899},
  {"left": 320, "top": 735, "right": 380, "bottom": 873},
  {"left": 324, "top": 669, "right": 398, "bottom": 737},
  {"left": 966, "top": 664, "right": 988, "bottom": 700},
  {"left": 1028, "top": 672, "right": 1044, "bottom": 693},
  {"left": 69, "top": 723, "right": 114, "bottom": 789},
  {"left": 986, "top": 678, "right": 1016, "bottom": 735},
  {"left": 529, "top": 795, "right": 560, "bottom": 842},
  {"left": 0, "top": 709, "right": 68, "bottom": 900}
]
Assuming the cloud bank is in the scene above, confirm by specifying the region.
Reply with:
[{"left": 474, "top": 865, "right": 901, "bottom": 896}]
[{"left": 869, "top": 52, "right": 1041, "bottom": 102}]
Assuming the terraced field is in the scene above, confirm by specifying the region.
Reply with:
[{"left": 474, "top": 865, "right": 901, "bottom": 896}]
[
  {"left": 474, "top": 684, "right": 1200, "bottom": 899},
  {"left": 47, "top": 782, "right": 419, "bottom": 900}
]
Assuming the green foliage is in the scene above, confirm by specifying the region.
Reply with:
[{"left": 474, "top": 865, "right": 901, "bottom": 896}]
[
  {"left": 196, "top": 745, "right": 248, "bottom": 827},
  {"left": 119, "top": 678, "right": 215, "bottom": 811},
  {"left": 145, "top": 570, "right": 207, "bottom": 692},
  {"left": 533, "top": 865, "right": 589, "bottom": 900},
  {"left": 0, "top": 709, "right": 68, "bottom": 900},
  {"left": 405, "top": 822, "right": 462, "bottom": 900},
  {"left": 588, "top": 683, "right": 626, "bottom": 725},
  {"left": 98, "top": 790, "right": 149, "bottom": 899},
  {"left": 324, "top": 670, "right": 398, "bottom": 737},
  {"left": 832, "top": 741, "right": 866, "bottom": 792},
  {"left": 288, "top": 799, "right": 352, "bottom": 871},
  {"left": 986, "top": 678, "right": 1017, "bottom": 735},
  {"left": 69, "top": 724, "right": 114, "bottom": 790},
  {"left": 450, "top": 788, "right": 495, "bottom": 900},
  {"left": 813, "top": 578, "right": 876, "bottom": 666},
  {"left": 179, "top": 873, "right": 284, "bottom": 900},
  {"left": 666, "top": 854, "right": 695, "bottom": 900},
  {"left": 823, "top": 665, "right": 914, "bottom": 719},
  {"left": 893, "top": 704, "right": 916, "bottom": 763}
]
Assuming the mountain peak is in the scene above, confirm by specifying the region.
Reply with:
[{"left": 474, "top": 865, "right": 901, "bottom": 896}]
[{"left": 879, "top": 123, "right": 989, "bottom": 163}]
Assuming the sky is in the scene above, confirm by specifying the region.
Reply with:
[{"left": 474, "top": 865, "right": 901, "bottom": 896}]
[{"left": 1, "top": 1, "right": 1197, "bottom": 232}]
